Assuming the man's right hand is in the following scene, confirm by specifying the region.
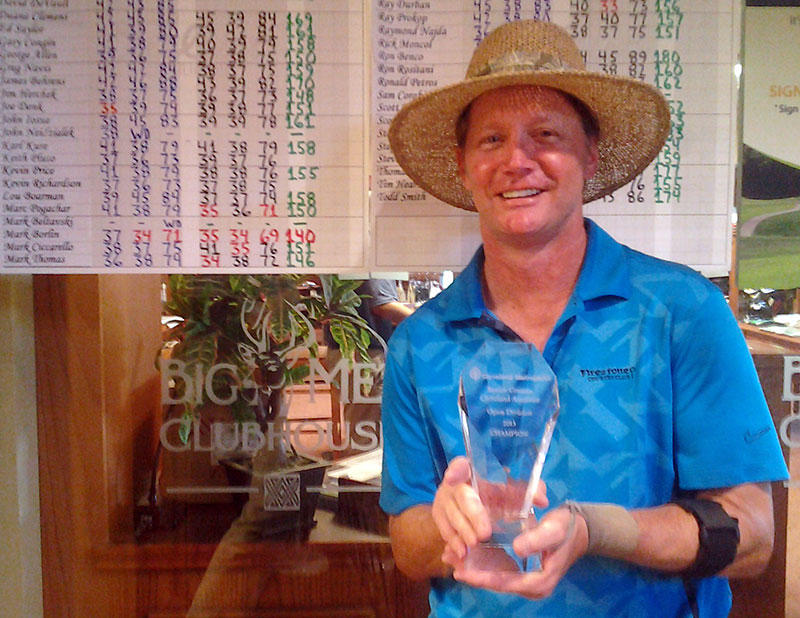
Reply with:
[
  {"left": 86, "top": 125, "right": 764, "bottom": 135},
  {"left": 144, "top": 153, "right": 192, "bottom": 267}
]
[{"left": 431, "top": 457, "right": 494, "bottom": 564}]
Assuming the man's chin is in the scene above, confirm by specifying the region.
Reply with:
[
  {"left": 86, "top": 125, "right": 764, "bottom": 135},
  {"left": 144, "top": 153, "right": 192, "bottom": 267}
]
[{"left": 480, "top": 212, "right": 584, "bottom": 248}]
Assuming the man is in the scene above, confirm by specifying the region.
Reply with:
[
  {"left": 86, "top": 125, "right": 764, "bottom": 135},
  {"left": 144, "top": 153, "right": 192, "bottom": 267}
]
[
  {"left": 379, "top": 19, "right": 788, "bottom": 617},
  {"left": 326, "top": 278, "right": 412, "bottom": 443},
  {"left": 354, "top": 279, "right": 413, "bottom": 346}
]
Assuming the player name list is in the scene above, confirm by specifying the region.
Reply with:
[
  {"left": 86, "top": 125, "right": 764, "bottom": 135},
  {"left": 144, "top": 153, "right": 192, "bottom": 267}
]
[
  {"left": 2, "top": 0, "right": 737, "bottom": 272},
  {"left": 1, "top": 0, "right": 365, "bottom": 272},
  {"left": 371, "top": 0, "right": 738, "bottom": 271}
]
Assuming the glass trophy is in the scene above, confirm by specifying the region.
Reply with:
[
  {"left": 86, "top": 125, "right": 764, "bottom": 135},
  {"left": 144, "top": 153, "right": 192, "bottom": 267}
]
[{"left": 458, "top": 340, "right": 559, "bottom": 572}]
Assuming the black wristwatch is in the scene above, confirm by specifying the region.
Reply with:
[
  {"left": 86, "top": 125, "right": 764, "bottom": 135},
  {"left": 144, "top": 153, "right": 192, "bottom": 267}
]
[{"left": 672, "top": 498, "right": 740, "bottom": 579}]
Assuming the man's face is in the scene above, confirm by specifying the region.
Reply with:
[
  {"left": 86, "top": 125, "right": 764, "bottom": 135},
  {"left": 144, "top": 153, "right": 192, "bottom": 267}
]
[{"left": 457, "top": 86, "right": 598, "bottom": 246}]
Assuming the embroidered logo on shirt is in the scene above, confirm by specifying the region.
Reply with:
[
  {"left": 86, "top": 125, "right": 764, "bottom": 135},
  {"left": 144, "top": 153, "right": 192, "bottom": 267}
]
[
  {"left": 579, "top": 367, "right": 636, "bottom": 382},
  {"left": 744, "top": 426, "right": 772, "bottom": 444}
]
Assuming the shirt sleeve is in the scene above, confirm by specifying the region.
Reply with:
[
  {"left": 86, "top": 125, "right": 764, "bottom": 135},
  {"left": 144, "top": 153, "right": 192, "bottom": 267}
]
[
  {"left": 671, "top": 285, "right": 788, "bottom": 490},
  {"left": 379, "top": 322, "right": 441, "bottom": 515},
  {"left": 360, "top": 278, "right": 399, "bottom": 310}
]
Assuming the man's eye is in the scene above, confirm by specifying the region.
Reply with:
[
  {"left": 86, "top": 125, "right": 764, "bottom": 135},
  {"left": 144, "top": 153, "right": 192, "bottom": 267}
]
[{"left": 482, "top": 135, "right": 501, "bottom": 145}]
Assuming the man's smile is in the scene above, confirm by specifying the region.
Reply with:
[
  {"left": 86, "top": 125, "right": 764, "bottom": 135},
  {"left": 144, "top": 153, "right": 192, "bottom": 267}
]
[{"left": 500, "top": 188, "right": 543, "bottom": 199}]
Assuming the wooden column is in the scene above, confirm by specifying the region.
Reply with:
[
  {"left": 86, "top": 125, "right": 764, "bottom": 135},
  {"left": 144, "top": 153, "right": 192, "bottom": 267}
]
[{"left": 35, "top": 274, "right": 163, "bottom": 615}]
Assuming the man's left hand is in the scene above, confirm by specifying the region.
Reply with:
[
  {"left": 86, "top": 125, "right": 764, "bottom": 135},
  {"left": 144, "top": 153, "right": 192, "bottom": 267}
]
[{"left": 449, "top": 504, "right": 589, "bottom": 600}]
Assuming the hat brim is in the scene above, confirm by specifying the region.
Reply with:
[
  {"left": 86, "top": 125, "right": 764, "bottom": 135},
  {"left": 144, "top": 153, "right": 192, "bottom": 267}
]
[{"left": 388, "top": 70, "right": 671, "bottom": 210}]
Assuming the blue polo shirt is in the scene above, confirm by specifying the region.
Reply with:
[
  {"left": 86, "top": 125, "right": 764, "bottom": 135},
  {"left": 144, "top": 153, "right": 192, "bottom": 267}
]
[{"left": 380, "top": 219, "right": 788, "bottom": 618}]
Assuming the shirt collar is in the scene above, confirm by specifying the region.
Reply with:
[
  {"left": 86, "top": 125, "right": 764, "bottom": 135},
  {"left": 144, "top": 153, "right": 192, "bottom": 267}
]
[
  {"left": 440, "top": 219, "right": 630, "bottom": 324},
  {"left": 575, "top": 218, "right": 631, "bottom": 305},
  {"left": 439, "top": 247, "right": 488, "bottom": 323}
]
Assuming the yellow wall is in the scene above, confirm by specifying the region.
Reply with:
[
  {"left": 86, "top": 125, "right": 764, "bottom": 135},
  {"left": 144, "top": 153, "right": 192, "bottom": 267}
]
[{"left": 0, "top": 276, "right": 43, "bottom": 618}]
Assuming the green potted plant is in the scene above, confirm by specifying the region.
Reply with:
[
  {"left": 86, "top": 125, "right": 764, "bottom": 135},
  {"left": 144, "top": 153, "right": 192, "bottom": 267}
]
[{"left": 155, "top": 273, "right": 379, "bottom": 538}]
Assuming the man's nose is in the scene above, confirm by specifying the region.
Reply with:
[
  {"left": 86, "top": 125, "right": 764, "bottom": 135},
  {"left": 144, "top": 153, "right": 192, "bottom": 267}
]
[{"left": 502, "top": 136, "right": 536, "bottom": 171}]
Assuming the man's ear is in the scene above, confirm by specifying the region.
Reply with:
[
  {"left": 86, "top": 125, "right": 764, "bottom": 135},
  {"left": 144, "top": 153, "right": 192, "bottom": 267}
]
[{"left": 583, "top": 138, "right": 599, "bottom": 182}]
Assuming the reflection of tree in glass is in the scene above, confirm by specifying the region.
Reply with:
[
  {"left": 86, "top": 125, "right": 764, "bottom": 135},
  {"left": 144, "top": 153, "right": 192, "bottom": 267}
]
[{"left": 160, "top": 274, "right": 380, "bottom": 466}]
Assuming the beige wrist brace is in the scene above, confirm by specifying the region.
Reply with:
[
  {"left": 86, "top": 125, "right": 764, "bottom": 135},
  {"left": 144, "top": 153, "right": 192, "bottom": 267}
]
[{"left": 570, "top": 502, "right": 640, "bottom": 560}]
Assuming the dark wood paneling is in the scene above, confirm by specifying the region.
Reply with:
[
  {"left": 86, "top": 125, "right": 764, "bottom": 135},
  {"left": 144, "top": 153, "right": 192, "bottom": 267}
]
[{"left": 730, "top": 349, "right": 795, "bottom": 618}]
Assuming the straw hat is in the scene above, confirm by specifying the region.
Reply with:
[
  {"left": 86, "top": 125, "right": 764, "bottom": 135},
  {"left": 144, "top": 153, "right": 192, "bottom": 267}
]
[{"left": 388, "top": 20, "right": 671, "bottom": 210}]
